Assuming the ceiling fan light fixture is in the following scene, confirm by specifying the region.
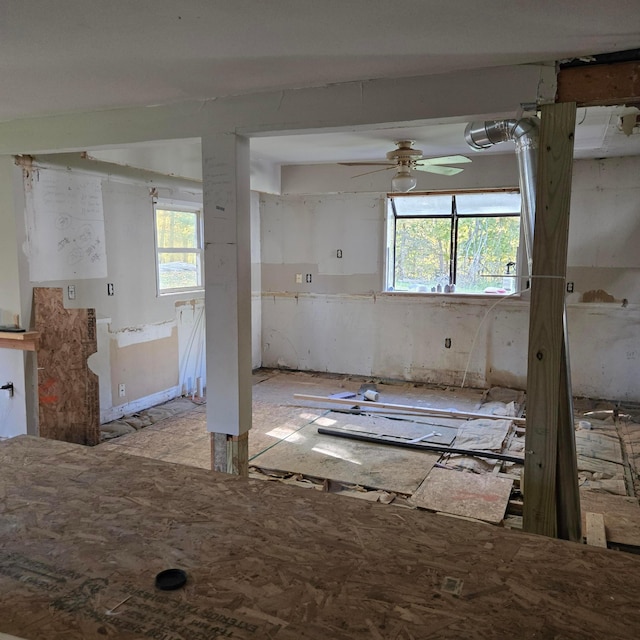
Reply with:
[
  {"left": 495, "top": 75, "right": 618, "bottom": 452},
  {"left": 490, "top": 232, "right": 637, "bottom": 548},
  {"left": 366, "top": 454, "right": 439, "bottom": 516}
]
[{"left": 391, "top": 166, "right": 417, "bottom": 192}]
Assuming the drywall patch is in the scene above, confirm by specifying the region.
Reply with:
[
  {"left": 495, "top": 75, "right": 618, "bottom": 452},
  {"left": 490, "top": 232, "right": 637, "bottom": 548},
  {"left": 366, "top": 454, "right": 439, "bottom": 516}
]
[
  {"left": 113, "top": 320, "right": 176, "bottom": 348},
  {"left": 582, "top": 289, "right": 615, "bottom": 303}
]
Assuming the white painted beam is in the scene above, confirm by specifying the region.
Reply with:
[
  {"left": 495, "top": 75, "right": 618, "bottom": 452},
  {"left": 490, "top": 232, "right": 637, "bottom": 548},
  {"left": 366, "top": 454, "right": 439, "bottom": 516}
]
[{"left": 0, "top": 65, "right": 556, "bottom": 154}]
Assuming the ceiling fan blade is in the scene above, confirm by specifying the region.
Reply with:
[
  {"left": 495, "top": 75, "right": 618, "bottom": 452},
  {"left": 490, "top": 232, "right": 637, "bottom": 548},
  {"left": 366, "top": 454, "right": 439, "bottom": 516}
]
[
  {"left": 339, "top": 162, "right": 394, "bottom": 167},
  {"left": 418, "top": 155, "right": 471, "bottom": 165},
  {"left": 351, "top": 166, "right": 396, "bottom": 178},
  {"left": 414, "top": 164, "right": 464, "bottom": 176}
]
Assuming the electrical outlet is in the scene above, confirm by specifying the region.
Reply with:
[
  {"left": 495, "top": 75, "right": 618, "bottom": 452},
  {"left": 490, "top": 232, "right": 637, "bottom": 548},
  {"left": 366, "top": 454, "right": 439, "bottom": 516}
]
[
  {"left": 107, "top": 283, "right": 115, "bottom": 296},
  {"left": 336, "top": 249, "right": 343, "bottom": 258},
  {"left": 305, "top": 273, "right": 312, "bottom": 283},
  {"left": 445, "top": 338, "right": 452, "bottom": 349},
  {"left": 118, "top": 383, "right": 126, "bottom": 398},
  {"left": 295, "top": 273, "right": 303, "bottom": 284},
  {"left": 67, "top": 285, "right": 76, "bottom": 300},
  {"left": 566, "top": 281, "right": 574, "bottom": 293}
]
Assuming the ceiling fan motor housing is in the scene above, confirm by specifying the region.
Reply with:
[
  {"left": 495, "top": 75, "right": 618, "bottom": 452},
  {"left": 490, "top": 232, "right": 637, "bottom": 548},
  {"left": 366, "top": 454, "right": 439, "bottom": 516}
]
[{"left": 386, "top": 140, "right": 424, "bottom": 164}]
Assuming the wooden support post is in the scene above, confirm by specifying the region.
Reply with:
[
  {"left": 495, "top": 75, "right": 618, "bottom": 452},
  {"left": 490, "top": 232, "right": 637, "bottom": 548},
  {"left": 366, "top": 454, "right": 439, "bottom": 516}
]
[
  {"left": 210, "top": 432, "right": 249, "bottom": 476},
  {"left": 523, "top": 102, "right": 578, "bottom": 538}
]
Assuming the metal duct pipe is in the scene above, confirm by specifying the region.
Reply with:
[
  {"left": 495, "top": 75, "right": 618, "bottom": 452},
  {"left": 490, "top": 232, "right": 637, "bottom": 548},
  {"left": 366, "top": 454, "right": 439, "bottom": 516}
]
[{"left": 464, "top": 117, "right": 540, "bottom": 277}]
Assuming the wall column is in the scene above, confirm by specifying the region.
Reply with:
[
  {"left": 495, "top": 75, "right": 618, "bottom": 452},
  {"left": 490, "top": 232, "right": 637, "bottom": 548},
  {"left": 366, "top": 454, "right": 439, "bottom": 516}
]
[{"left": 202, "top": 134, "right": 251, "bottom": 475}]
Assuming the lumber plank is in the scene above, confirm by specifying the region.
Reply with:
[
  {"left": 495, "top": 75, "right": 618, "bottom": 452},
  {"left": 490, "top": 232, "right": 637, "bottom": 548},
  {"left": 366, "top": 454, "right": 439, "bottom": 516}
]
[
  {"left": 0, "top": 330, "right": 39, "bottom": 352},
  {"left": 555, "top": 313, "right": 581, "bottom": 542},
  {"left": 294, "top": 393, "right": 525, "bottom": 424},
  {"left": 585, "top": 512, "right": 608, "bottom": 548},
  {"left": 523, "top": 102, "right": 577, "bottom": 538}
]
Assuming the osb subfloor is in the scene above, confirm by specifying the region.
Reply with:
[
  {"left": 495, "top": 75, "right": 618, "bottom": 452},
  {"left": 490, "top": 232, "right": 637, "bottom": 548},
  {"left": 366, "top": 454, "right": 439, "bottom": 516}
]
[
  {"left": 3, "top": 436, "right": 640, "bottom": 639},
  {"left": 97, "top": 369, "right": 640, "bottom": 539}
]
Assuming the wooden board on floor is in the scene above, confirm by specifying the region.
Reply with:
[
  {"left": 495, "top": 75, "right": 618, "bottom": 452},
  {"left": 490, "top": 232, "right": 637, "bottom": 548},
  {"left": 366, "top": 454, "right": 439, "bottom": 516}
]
[
  {"left": 33, "top": 287, "right": 99, "bottom": 445},
  {"left": 580, "top": 490, "right": 640, "bottom": 547},
  {"left": 1, "top": 436, "right": 640, "bottom": 640},
  {"left": 575, "top": 429, "right": 624, "bottom": 465},
  {"left": 410, "top": 467, "right": 513, "bottom": 524},
  {"left": 585, "top": 512, "right": 607, "bottom": 548},
  {"left": 251, "top": 421, "right": 440, "bottom": 494}
]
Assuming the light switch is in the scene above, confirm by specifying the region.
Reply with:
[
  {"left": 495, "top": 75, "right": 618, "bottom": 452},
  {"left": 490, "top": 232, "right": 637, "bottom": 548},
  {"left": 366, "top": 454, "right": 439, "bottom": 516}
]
[{"left": 295, "top": 274, "right": 303, "bottom": 284}]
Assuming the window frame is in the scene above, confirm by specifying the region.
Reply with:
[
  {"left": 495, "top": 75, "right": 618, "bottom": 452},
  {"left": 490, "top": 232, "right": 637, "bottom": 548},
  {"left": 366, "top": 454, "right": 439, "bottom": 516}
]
[
  {"left": 153, "top": 199, "right": 204, "bottom": 296},
  {"left": 385, "top": 188, "right": 522, "bottom": 296}
]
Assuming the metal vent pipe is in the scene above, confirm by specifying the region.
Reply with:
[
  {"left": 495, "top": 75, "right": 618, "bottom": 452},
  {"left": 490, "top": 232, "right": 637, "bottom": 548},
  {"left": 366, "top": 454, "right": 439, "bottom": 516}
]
[{"left": 464, "top": 117, "right": 540, "bottom": 276}]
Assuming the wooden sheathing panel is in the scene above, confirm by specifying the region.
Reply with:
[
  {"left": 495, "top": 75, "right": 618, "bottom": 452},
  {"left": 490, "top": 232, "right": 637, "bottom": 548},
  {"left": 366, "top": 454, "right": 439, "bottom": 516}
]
[
  {"left": 1, "top": 436, "right": 640, "bottom": 639},
  {"left": 523, "top": 103, "right": 578, "bottom": 538},
  {"left": 33, "top": 287, "right": 99, "bottom": 446}
]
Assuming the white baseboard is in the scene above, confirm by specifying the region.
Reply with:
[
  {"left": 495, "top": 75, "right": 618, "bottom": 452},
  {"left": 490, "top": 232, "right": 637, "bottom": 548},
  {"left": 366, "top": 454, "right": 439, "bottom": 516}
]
[{"left": 100, "top": 385, "right": 182, "bottom": 424}]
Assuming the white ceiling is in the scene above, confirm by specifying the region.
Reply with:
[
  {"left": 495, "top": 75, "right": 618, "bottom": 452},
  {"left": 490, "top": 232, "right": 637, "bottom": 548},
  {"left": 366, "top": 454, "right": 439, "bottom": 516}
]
[
  {"left": 2, "top": 1, "right": 640, "bottom": 124},
  {"left": 10, "top": 2, "right": 640, "bottom": 168}
]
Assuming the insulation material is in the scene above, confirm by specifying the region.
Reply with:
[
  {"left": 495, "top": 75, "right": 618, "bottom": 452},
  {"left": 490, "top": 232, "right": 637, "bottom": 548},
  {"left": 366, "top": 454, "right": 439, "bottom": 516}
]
[{"left": 452, "top": 418, "right": 512, "bottom": 451}]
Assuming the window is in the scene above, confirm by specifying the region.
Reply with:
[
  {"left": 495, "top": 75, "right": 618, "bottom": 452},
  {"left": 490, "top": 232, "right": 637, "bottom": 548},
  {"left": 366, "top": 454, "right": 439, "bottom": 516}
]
[
  {"left": 154, "top": 202, "right": 203, "bottom": 294},
  {"left": 386, "top": 190, "right": 522, "bottom": 295}
]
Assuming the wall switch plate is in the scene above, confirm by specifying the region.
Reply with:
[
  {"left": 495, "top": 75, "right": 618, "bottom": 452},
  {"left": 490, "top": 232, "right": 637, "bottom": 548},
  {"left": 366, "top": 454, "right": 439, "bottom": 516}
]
[
  {"left": 107, "top": 283, "right": 114, "bottom": 296},
  {"left": 295, "top": 273, "right": 303, "bottom": 284},
  {"left": 67, "top": 285, "right": 76, "bottom": 300},
  {"left": 118, "top": 383, "right": 126, "bottom": 398}
]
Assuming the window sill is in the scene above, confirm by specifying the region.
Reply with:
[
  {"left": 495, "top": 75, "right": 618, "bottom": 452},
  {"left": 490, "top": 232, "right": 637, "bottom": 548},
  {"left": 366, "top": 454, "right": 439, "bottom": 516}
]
[
  {"left": 158, "top": 289, "right": 205, "bottom": 297},
  {"left": 381, "top": 290, "right": 525, "bottom": 301}
]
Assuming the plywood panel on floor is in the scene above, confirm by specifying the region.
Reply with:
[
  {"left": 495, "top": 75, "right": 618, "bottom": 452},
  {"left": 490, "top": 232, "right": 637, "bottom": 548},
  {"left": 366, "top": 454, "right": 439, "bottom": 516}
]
[
  {"left": 251, "top": 421, "right": 440, "bottom": 494},
  {"left": 1, "top": 436, "right": 640, "bottom": 640},
  {"left": 410, "top": 467, "right": 513, "bottom": 524}
]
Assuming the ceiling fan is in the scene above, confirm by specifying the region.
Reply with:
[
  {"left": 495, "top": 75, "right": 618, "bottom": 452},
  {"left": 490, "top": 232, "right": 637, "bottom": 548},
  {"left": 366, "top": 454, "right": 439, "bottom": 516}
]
[{"left": 340, "top": 140, "right": 471, "bottom": 192}]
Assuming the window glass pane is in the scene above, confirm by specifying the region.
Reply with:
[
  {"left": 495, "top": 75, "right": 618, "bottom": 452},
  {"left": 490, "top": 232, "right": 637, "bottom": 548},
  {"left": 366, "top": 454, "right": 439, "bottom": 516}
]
[
  {"left": 392, "top": 195, "right": 452, "bottom": 217},
  {"left": 157, "top": 252, "right": 201, "bottom": 291},
  {"left": 455, "top": 217, "right": 520, "bottom": 294},
  {"left": 455, "top": 192, "right": 521, "bottom": 215},
  {"left": 156, "top": 209, "right": 198, "bottom": 248},
  {"left": 393, "top": 218, "right": 451, "bottom": 291}
]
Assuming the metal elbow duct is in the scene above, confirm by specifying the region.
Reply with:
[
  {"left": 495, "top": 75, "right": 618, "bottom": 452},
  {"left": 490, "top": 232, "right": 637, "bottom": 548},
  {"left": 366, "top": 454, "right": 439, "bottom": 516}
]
[{"left": 464, "top": 117, "right": 540, "bottom": 276}]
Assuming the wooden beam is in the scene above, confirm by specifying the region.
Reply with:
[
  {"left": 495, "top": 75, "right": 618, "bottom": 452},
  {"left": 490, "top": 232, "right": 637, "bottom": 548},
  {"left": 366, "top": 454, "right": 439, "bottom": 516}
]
[
  {"left": 557, "top": 60, "right": 640, "bottom": 107},
  {"left": 523, "top": 102, "right": 577, "bottom": 538},
  {"left": 293, "top": 393, "right": 525, "bottom": 424}
]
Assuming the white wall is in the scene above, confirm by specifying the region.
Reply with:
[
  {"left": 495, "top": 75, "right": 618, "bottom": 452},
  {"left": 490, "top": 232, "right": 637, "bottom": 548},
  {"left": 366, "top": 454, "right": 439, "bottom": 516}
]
[
  {"left": 0, "top": 158, "right": 28, "bottom": 438},
  {"left": 10, "top": 156, "right": 207, "bottom": 432},
  {"left": 261, "top": 154, "right": 640, "bottom": 402}
]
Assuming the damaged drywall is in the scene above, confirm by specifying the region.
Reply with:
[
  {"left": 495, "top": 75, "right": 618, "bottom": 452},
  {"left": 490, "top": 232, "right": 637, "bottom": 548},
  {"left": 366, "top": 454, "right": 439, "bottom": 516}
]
[{"left": 261, "top": 154, "right": 640, "bottom": 402}]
